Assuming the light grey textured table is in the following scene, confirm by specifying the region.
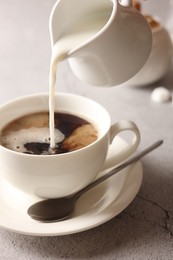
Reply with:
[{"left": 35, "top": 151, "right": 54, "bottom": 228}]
[{"left": 0, "top": 1, "right": 173, "bottom": 259}]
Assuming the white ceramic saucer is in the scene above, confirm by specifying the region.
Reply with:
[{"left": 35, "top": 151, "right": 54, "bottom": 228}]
[{"left": 0, "top": 137, "right": 143, "bottom": 236}]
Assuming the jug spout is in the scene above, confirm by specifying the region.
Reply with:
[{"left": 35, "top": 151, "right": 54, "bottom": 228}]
[
  {"left": 50, "top": 0, "right": 152, "bottom": 87},
  {"left": 49, "top": 0, "right": 112, "bottom": 47}
]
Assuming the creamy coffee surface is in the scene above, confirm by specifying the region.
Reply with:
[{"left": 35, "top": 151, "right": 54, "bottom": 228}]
[{"left": 1, "top": 112, "right": 98, "bottom": 155}]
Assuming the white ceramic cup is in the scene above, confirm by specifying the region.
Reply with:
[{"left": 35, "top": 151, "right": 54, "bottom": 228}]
[
  {"left": 0, "top": 93, "right": 141, "bottom": 198},
  {"left": 50, "top": 0, "right": 152, "bottom": 86}
]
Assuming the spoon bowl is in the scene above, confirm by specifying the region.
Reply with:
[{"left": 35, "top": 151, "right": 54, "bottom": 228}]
[
  {"left": 28, "top": 197, "right": 76, "bottom": 222},
  {"left": 28, "top": 140, "right": 163, "bottom": 222}
]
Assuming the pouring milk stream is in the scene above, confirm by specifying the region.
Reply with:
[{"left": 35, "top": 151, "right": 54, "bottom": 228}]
[
  {"left": 49, "top": 11, "right": 112, "bottom": 148},
  {"left": 49, "top": 0, "right": 152, "bottom": 149}
]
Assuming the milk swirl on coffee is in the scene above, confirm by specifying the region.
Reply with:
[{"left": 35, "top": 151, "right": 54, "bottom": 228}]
[
  {"left": 1, "top": 128, "right": 64, "bottom": 154},
  {"left": 1, "top": 112, "right": 97, "bottom": 155}
]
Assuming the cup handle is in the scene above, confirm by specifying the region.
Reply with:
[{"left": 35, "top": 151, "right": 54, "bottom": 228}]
[{"left": 102, "top": 120, "right": 140, "bottom": 170}]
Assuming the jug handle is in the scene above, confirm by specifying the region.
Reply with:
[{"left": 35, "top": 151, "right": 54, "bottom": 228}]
[{"left": 118, "top": 0, "right": 132, "bottom": 7}]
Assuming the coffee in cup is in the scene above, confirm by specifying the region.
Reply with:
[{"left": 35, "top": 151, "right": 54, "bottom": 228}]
[
  {"left": 0, "top": 93, "right": 141, "bottom": 198},
  {"left": 1, "top": 111, "right": 98, "bottom": 155}
]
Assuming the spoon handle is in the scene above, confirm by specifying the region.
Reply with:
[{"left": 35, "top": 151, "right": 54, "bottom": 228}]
[{"left": 76, "top": 140, "right": 163, "bottom": 198}]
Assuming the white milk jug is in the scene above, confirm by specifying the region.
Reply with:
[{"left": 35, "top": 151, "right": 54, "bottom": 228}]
[{"left": 49, "top": 0, "right": 152, "bottom": 87}]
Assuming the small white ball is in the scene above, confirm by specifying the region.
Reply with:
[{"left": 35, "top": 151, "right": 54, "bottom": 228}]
[{"left": 151, "top": 87, "right": 172, "bottom": 103}]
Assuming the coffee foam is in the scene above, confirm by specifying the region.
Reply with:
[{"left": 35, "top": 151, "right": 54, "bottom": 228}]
[
  {"left": 63, "top": 124, "right": 98, "bottom": 151},
  {"left": 1, "top": 127, "right": 65, "bottom": 153}
]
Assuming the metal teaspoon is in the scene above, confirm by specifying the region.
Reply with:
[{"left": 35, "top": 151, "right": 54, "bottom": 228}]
[{"left": 27, "top": 140, "right": 163, "bottom": 222}]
